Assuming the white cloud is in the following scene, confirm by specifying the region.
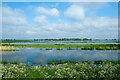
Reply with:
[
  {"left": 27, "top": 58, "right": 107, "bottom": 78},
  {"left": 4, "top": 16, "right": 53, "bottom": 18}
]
[
  {"left": 64, "top": 5, "right": 85, "bottom": 20},
  {"left": 26, "top": 30, "right": 37, "bottom": 35},
  {"left": 36, "top": 6, "right": 59, "bottom": 17},
  {"left": 83, "top": 17, "right": 118, "bottom": 30},
  {"left": 2, "top": 3, "right": 118, "bottom": 39},
  {"left": 34, "top": 15, "right": 117, "bottom": 32},
  {"left": 2, "top": 5, "right": 27, "bottom": 26},
  {"left": 36, "top": 15, "right": 118, "bottom": 39},
  {"left": 34, "top": 15, "right": 48, "bottom": 25}
]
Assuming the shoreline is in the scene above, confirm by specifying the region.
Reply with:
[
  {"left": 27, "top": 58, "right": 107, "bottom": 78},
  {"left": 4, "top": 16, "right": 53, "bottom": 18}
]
[
  {"left": 1, "top": 43, "right": 119, "bottom": 50},
  {"left": 0, "top": 46, "right": 17, "bottom": 51}
]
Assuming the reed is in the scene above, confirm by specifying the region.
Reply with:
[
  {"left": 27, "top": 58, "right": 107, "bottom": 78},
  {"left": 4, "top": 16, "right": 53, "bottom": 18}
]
[{"left": 0, "top": 46, "right": 17, "bottom": 51}]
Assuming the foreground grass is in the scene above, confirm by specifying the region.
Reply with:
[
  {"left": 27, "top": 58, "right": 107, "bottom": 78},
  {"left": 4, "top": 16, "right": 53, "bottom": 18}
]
[
  {"left": 1, "top": 60, "right": 120, "bottom": 79},
  {"left": 2, "top": 43, "right": 120, "bottom": 50}
]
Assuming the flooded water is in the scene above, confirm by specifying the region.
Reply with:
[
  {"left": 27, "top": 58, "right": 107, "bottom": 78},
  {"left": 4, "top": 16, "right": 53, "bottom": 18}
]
[
  {"left": 9, "top": 39, "right": 119, "bottom": 44},
  {"left": 10, "top": 42, "right": 119, "bottom": 44},
  {"left": 1, "top": 48, "right": 119, "bottom": 66}
]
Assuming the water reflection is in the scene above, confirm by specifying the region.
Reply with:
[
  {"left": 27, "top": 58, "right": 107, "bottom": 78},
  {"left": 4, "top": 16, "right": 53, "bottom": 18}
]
[{"left": 1, "top": 48, "right": 119, "bottom": 66}]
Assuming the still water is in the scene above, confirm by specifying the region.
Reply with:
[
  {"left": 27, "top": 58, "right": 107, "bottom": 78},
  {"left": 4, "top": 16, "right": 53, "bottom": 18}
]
[
  {"left": 9, "top": 39, "right": 119, "bottom": 44},
  {"left": 1, "top": 48, "right": 119, "bottom": 66}
]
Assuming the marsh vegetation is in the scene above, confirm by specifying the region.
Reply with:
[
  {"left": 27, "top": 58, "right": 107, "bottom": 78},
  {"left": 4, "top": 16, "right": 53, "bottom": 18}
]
[
  {"left": 0, "top": 46, "right": 17, "bottom": 51},
  {"left": 1, "top": 44, "right": 120, "bottom": 50},
  {"left": 1, "top": 60, "right": 119, "bottom": 79},
  {"left": 1, "top": 39, "right": 120, "bottom": 79}
]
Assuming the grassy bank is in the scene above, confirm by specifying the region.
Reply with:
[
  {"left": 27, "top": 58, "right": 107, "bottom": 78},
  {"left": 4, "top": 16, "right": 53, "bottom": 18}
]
[
  {"left": 48, "top": 60, "right": 120, "bottom": 65},
  {"left": 0, "top": 46, "right": 17, "bottom": 51},
  {"left": 2, "top": 43, "right": 120, "bottom": 50},
  {"left": 1, "top": 60, "right": 120, "bottom": 79}
]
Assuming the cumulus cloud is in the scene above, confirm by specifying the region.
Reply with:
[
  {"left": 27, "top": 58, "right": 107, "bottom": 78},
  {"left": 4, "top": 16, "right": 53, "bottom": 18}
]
[
  {"left": 36, "top": 6, "right": 59, "bottom": 17},
  {"left": 2, "top": 5, "right": 27, "bottom": 26},
  {"left": 38, "top": 15, "right": 117, "bottom": 39},
  {"left": 63, "top": 3, "right": 118, "bottom": 38},
  {"left": 2, "top": 3, "right": 118, "bottom": 39},
  {"left": 85, "top": 17, "right": 117, "bottom": 31},
  {"left": 34, "top": 15, "right": 48, "bottom": 25},
  {"left": 64, "top": 5, "right": 85, "bottom": 20}
]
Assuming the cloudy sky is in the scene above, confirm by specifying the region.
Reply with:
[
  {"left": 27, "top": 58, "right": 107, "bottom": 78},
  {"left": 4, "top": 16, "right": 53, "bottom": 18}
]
[{"left": 1, "top": 2, "right": 118, "bottom": 39}]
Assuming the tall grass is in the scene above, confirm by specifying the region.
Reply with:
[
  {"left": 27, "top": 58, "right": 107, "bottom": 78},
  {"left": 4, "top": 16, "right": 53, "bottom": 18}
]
[{"left": 0, "top": 46, "right": 17, "bottom": 51}]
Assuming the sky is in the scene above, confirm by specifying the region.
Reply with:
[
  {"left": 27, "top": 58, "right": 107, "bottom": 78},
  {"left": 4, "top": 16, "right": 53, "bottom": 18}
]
[
  {"left": 2, "top": 0, "right": 119, "bottom": 2},
  {"left": 1, "top": 2, "right": 118, "bottom": 39}
]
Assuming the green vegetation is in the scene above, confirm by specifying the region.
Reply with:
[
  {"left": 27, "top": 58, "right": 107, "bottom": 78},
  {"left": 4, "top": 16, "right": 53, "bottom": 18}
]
[
  {"left": 2, "top": 43, "right": 120, "bottom": 50},
  {"left": 1, "top": 60, "right": 120, "bottom": 79},
  {"left": 1, "top": 39, "right": 32, "bottom": 43},
  {"left": 1, "top": 38, "right": 119, "bottom": 43},
  {"left": 48, "top": 60, "right": 80, "bottom": 65},
  {"left": 0, "top": 60, "right": 20, "bottom": 65},
  {"left": 33, "top": 38, "right": 93, "bottom": 41},
  {"left": 1, "top": 39, "right": 119, "bottom": 79},
  {"left": 48, "top": 60, "right": 120, "bottom": 65},
  {"left": 1, "top": 39, "right": 119, "bottom": 50},
  {"left": 1, "top": 60, "right": 8, "bottom": 65}
]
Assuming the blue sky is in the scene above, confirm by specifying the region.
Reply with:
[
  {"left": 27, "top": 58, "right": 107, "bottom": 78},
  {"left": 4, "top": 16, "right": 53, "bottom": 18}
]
[{"left": 1, "top": 2, "right": 118, "bottom": 39}]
